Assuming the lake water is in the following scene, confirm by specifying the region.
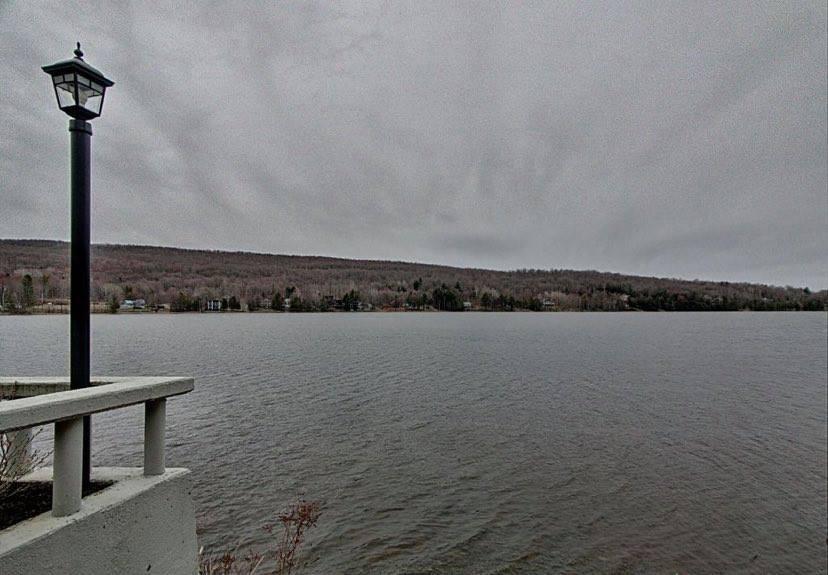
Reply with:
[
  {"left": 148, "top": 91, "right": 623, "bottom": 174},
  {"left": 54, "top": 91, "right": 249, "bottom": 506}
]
[{"left": 1, "top": 312, "right": 826, "bottom": 573}]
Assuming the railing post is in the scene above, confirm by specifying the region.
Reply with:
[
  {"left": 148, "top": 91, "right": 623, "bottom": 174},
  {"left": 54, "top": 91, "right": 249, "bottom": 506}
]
[
  {"left": 144, "top": 398, "right": 166, "bottom": 476},
  {"left": 53, "top": 416, "right": 83, "bottom": 517}
]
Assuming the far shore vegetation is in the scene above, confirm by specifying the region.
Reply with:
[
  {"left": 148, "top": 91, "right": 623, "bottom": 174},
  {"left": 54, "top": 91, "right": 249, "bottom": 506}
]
[{"left": 1, "top": 240, "right": 825, "bottom": 314}]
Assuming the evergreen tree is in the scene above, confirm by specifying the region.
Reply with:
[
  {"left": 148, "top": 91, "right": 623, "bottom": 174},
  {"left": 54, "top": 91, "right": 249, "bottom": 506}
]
[
  {"left": 342, "top": 289, "right": 360, "bottom": 311},
  {"left": 480, "top": 293, "right": 492, "bottom": 310},
  {"left": 21, "top": 274, "right": 35, "bottom": 309},
  {"left": 432, "top": 284, "right": 462, "bottom": 311}
]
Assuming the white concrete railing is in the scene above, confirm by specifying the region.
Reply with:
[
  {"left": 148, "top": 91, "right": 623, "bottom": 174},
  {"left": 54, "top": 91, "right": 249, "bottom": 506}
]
[{"left": 0, "top": 377, "right": 193, "bottom": 517}]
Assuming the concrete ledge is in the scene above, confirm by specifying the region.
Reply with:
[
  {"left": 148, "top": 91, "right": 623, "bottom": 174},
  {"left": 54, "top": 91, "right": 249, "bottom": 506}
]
[{"left": 0, "top": 467, "right": 197, "bottom": 575}]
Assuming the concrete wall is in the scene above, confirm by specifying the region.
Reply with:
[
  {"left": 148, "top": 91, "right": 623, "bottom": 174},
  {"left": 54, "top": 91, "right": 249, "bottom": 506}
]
[{"left": 0, "top": 467, "right": 197, "bottom": 575}]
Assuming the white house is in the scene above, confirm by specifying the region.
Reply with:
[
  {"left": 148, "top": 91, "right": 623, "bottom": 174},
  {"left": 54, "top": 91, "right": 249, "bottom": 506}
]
[{"left": 205, "top": 299, "right": 222, "bottom": 312}]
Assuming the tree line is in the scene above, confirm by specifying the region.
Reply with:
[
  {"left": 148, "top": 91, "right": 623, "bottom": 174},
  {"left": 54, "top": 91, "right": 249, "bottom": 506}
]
[{"left": 1, "top": 240, "right": 825, "bottom": 313}]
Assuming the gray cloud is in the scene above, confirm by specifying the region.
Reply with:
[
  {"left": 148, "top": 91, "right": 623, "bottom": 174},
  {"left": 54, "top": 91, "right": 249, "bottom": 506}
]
[{"left": 1, "top": 1, "right": 825, "bottom": 287}]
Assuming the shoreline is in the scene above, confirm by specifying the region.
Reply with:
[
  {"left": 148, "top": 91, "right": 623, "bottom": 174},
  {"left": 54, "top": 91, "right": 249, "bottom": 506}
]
[{"left": 2, "top": 308, "right": 825, "bottom": 316}]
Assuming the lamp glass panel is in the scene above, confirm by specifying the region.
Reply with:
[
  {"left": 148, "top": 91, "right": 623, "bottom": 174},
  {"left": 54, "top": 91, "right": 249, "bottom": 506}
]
[
  {"left": 55, "top": 78, "right": 76, "bottom": 108},
  {"left": 82, "top": 91, "right": 103, "bottom": 115},
  {"left": 76, "top": 80, "right": 103, "bottom": 114}
]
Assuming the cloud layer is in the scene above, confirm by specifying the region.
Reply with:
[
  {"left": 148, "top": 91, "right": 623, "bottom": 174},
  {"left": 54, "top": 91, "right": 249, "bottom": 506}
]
[{"left": 1, "top": 1, "right": 826, "bottom": 287}]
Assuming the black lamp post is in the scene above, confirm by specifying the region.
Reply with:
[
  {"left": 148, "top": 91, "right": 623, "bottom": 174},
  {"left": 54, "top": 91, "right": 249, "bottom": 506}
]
[{"left": 43, "top": 43, "right": 114, "bottom": 490}]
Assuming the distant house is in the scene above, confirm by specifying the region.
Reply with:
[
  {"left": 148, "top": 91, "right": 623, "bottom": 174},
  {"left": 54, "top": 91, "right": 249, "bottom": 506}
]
[
  {"left": 120, "top": 298, "right": 146, "bottom": 311},
  {"left": 542, "top": 299, "right": 555, "bottom": 310},
  {"left": 463, "top": 301, "right": 472, "bottom": 311},
  {"left": 283, "top": 298, "right": 291, "bottom": 311},
  {"left": 205, "top": 299, "right": 222, "bottom": 312}
]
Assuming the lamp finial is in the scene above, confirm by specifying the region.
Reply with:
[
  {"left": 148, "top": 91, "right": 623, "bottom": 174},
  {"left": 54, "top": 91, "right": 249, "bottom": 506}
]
[{"left": 74, "top": 42, "right": 83, "bottom": 59}]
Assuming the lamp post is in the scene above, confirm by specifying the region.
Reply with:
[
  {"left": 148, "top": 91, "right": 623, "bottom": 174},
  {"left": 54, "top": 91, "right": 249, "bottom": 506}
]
[{"left": 43, "top": 43, "right": 114, "bottom": 491}]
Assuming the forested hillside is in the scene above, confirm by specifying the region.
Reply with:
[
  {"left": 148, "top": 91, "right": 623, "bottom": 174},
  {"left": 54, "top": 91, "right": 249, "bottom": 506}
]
[{"left": 0, "top": 240, "right": 824, "bottom": 312}]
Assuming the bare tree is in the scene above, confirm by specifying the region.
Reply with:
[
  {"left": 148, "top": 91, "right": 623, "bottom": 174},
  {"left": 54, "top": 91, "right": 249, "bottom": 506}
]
[
  {"left": 40, "top": 273, "right": 50, "bottom": 303},
  {"left": 0, "top": 429, "right": 47, "bottom": 500},
  {"left": 198, "top": 496, "right": 321, "bottom": 575},
  {"left": 268, "top": 497, "right": 321, "bottom": 575}
]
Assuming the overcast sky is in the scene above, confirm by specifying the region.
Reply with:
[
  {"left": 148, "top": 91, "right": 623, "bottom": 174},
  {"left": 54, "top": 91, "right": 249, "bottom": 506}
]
[{"left": 1, "top": 1, "right": 826, "bottom": 288}]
